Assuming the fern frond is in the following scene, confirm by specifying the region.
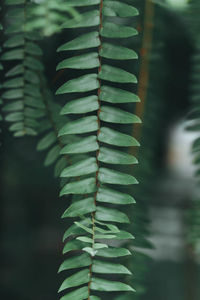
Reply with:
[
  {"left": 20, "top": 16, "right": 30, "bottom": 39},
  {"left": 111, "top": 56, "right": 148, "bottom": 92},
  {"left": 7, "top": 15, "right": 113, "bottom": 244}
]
[
  {"left": 56, "top": 1, "right": 140, "bottom": 299},
  {"left": 1, "top": 0, "right": 45, "bottom": 137}
]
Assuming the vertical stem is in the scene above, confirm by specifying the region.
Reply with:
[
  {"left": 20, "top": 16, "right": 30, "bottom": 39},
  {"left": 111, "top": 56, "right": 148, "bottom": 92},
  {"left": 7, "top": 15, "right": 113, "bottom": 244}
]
[
  {"left": 131, "top": 0, "right": 155, "bottom": 155},
  {"left": 22, "top": 0, "right": 27, "bottom": 134},
  {"left": 88, "top": 0, "right": 103, "bottom": 298}
]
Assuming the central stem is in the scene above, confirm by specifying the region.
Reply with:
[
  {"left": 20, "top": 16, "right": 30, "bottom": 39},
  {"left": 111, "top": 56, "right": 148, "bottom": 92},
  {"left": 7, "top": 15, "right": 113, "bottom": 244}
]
[{"left": 87, "top": 0, "right": 103, "bottom": 298}]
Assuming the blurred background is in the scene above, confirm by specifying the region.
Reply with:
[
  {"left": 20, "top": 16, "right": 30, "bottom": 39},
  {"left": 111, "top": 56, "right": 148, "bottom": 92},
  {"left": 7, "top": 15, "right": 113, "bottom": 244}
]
[{"left": 1, "top": 0, "right": 200, "bottom": 299}]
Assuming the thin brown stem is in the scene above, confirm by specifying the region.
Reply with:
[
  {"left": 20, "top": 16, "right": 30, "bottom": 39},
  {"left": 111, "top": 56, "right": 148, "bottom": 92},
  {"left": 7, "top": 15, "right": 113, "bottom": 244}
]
[
  {"left": 130, "top": 0, "right": 155, "bottom": 156},
  {"left": 88, "top": 1, "right": 103, "bottom": 298}
]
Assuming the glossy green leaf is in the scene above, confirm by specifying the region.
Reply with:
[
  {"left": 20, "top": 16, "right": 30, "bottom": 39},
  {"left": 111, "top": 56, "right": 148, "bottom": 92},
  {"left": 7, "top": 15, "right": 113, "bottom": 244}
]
[
  {"left": 58, "top": 253, "right": 91, "bottom": 273},
  {"left": 97, "top": 187, "right": 135, "bottom": 205},
  {"left": 44, "top": 145, "right": 60, "bottom": 166},
  {"left": 94, "top": 243, "right": 108, "bottom": 249},
  {"left": 54, "top": 157, "right": 67, "bottom": 178},
  {"left": 113, "top": 230, "right": 134, "bottom": 240},
  {"left": 63, "top": 240, "right": 84, "bottom": 254},
  {"left": 99, "top": 65, "right": 137, "bottom": 83},
  {"left": 98, "top": 167, "right": 138, "bottom": 185},
  {"left": 58, "top": 116, "right": 98, "bottom": 136},
  {"left": 56, "top": 74, "right": 99, "bottom": 94},
  {"left": 100, "top": 106, "right": 141, "bottom": 123},
  {"left": 92, "top": 260, "right": 131, "bottom": 275},
  {"left": 62, "top": 10, "right": 100, "bottom": 28},
  {"left": 98, "top": 147, "right": 138, "bottom": 165},
  {"left": 101, "top": 23, "right": 138, "bottom": 38},
  {"left": 61, "top": 158, "right": 98, "bottom": 177},
  {"left": 97, "top": 247, "right": 131, "bottom": 258},
  {"left": 61, "top": 96, "right": 99, "bottom": 115},
  {"left": 57, "top": 32, "right": 100, "bottom": 51},
  {"left": 60, "top": 286, "right": 89, "bottom": 300},
  {"left": 60, "top": 136, "right": 99, "bottom": 154},
  {"left": 77, "top": 236, "right": 93, "bottom": 243},
  {"left": 62, "top": 197, "right": 96, "bottom": 218},
  {"left": 100, "top": 86, "right": 140, "bottom": 103},
  {"left": 59, "top": 269, "right": 90, "bottom": 293},
  {"left": 37, "top": 132, "right": 56, "bottom": 151},
  {"left": 96, "top": 206, "right": 130, "bottom": 223},
  {"left": 100, "top": 43, "right": 138, "bottom": 60},
  {"left": 98, "top": 127, "right": 140, "bottom": 147},
  {"left": 60, "top": 178, "right": 96, "bottom": 196},
  {"left": 57, "top": 53, "right": 99, "bottom": 70},
  {"left": 103, "top": 1, "right": 139, "bottom": 17},
  {"left": 91, "top": 278, "right": 135, "bottom": 292}
]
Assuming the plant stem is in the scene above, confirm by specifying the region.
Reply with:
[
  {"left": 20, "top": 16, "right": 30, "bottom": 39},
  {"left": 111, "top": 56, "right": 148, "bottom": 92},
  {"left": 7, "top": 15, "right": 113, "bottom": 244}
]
[
  {"left": 131, "top": 0, "right": 155, "bottom": 155},
  {"left": 88, "top": 0, "right": 103, "bottom": 298}
]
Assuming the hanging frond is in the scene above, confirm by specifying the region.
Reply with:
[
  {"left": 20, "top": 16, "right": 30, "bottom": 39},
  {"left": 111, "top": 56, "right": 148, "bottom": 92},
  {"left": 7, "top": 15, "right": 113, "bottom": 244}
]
[
  {"left": 56, "top": 1, "right": 141, "bottom": 299},
  {"left": 1, "top": 0, "right": 45, "bottom": 137}
]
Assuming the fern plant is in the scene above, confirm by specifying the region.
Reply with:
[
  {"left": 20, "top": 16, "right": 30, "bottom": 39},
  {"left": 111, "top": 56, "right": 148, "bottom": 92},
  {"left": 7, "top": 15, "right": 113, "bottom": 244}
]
[
  {"left": 1, "top": 0, "right": 45, "bottom": 137},
  {"left": 55, "top": 1, "right": 141, "bottom": 299}
]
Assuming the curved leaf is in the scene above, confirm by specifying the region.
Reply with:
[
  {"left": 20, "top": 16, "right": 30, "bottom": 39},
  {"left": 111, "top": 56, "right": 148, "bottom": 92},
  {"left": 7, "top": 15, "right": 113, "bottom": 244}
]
[
  {"left": 60, "top": 178, "right": 96, "bottom": 196},
  {"left": 58, "top": 116, "right": 98, "bottom": 136},
  {"left": 57, "top": 32, "right": 100, "bottom": 51},
  {"left": 56, "top": 74, "right": 99, "bottom": 94},
  {"left": 98, "top": 127, "right": 140, "bottom": 147},
  {"left": 57, "top": 53, "right": 99, "bottom": 70},
  {"left": 60, "top": 95, "right": 99, "bottom": 115},
  {"left": 101, "top": 23, "right": 138, "bottom": 38},
  {"left": 100, "top": 106, "right": 141, "bottom": 123},
  {"left": 62, "top": 197, "right": 96, "bottom": 218},
  {"left": 103, "top": 1, "right": 139, "bottom": 17},
  {"left": 99, "top": 65, "right": 137, "bottom": 83},
  {"left": 98, "top": 147, "right": 138, "bottom": 165},
  {"left": 60, "top": 136, "right": 99, "bottom": 154}
]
